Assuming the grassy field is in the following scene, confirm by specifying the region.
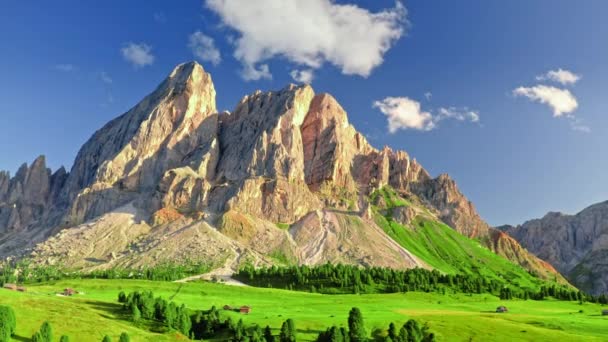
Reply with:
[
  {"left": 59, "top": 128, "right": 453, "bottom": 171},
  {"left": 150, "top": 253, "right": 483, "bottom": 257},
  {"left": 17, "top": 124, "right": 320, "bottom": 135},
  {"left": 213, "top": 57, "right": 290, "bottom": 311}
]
[{"left": 0, "top": 279, "right": 606, "bottom": 341}]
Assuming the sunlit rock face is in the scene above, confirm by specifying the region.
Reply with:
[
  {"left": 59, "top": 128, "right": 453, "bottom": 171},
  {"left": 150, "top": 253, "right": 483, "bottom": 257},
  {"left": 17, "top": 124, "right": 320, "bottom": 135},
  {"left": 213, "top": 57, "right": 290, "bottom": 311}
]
[{"left": 0, "top": 62, "right": 564, "bottom": 282}]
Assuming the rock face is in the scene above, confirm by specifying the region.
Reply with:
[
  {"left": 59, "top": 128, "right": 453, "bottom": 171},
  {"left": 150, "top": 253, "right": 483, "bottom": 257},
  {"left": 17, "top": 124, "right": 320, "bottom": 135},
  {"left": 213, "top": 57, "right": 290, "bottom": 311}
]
[
  {"left": 0, "top": 61, "right": 564, "bottom": 283},
  {"left": 502, "top": 201, "right": 608, "bottom": 294}
]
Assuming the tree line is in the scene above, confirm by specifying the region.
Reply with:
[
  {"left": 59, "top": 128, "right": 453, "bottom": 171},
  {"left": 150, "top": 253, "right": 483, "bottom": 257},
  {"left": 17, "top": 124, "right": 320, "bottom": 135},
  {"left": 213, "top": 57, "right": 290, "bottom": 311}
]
[
  {"left": 235, "top": 263, "right": 600, "bottom": 303},
  {"left": 0, "top": 260, "right": 209, "bottom": 285}
]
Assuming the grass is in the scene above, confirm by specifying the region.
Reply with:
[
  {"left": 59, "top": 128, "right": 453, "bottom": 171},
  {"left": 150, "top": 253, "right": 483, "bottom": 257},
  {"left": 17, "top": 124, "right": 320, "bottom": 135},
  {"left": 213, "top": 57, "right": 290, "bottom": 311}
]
[
  {"left": 0, "top": 279, "right": 606, "bottom": 341},
  {"left": 375, "top": 214, "right": 544, "bottom": 291},
  {"left": 275, "top": 222, "right": 290, "bottom": 230}
]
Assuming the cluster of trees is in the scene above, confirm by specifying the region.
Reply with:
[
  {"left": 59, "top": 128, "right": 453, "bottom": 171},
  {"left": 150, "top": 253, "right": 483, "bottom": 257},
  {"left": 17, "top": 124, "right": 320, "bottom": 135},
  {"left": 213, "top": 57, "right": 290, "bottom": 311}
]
[
  {"left": 0, "top": 261, "right": 209, "bottom": 285},
  {"left": 316, "top": 307, "right": 434, "bottom": 342},
  {"left": 119, "top": 291, "right": 192, "bottom": 336},
  {"left": 235, "top": 263, "right": 595, "bottom": 303},
  {"left": 28, "top": 320, "right": 129, "bottom": 342},
  {"left": 119, "top": 290, "right": 295, "bottom": 341}
]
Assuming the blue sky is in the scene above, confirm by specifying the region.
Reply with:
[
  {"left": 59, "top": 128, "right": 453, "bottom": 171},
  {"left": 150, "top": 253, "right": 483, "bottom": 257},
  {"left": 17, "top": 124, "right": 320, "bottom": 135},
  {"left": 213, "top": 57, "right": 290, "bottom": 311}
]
[{"left": 0, "top": 0, "right": 606, "bottom": 225}]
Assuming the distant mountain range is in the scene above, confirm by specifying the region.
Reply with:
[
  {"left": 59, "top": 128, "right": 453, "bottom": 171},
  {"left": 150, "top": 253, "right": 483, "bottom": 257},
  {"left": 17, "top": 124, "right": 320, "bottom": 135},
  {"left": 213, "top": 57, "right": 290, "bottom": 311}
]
[
  {"left": 0, "top": 62, "right": 565, "bottom": 287},
  {"left": 500, "top": 201, "right": 608, "bottom": 294}
]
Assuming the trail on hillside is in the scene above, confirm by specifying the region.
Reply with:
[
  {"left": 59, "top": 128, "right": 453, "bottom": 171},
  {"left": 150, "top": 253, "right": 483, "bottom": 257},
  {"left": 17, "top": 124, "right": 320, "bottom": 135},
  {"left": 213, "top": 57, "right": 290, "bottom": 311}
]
[{"left": 174, "top": 242, "right": 248, "bottom": 286}]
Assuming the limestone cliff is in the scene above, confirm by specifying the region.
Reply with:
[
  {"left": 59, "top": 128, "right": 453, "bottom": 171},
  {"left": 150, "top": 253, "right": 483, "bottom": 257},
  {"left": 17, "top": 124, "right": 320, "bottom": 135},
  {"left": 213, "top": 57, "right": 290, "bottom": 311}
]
[
  {"left": 502, "top": 201, "right": 608, "bottom": 294},
  {"left": 0, "top": 62, "right": 565, "bottom": 283}
]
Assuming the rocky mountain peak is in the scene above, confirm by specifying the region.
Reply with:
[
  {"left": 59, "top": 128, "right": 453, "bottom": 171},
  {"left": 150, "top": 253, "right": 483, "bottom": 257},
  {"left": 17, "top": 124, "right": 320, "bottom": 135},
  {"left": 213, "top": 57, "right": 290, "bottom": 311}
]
[{"left": 0, "top": 62, "right": 564, "bottom": 287}]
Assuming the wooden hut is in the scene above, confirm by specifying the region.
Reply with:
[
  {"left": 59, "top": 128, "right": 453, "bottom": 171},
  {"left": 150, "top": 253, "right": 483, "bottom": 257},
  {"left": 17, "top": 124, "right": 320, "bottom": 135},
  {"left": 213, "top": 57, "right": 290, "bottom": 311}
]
[
  {"left": 62, "top": 288, "right": 77, "bottom": 296},
  {"left": 239, "top": 306, "right": 251, "bottom": 314},
  {"left": 223, "top": 305, "right": 233, "bottom": 310},
  {"left": 602, "top": 309, "right": 608, "bottom": 316},
  {"left": 16, "top": 286, "right": 26, "bottom": 292},
  {"left": 3, "top": 283, "right": 17, "bottom": 290}
]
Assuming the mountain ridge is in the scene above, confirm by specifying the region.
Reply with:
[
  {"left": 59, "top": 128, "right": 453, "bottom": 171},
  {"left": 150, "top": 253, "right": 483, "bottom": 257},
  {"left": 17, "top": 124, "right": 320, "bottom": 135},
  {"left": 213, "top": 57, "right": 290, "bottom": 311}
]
[
  {"left": 0, "top": 61, "right": 564, "bottom": 286},
  {"left": 502, "top": 200, "right": 608, "bottom": 294}
]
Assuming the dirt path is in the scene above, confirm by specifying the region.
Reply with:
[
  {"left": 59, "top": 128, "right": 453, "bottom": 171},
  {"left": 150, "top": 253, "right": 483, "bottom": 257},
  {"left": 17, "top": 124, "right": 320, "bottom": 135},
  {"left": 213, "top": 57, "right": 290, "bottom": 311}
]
[{"left": 174, "top": 243, "right": 248, "bottom": 286}]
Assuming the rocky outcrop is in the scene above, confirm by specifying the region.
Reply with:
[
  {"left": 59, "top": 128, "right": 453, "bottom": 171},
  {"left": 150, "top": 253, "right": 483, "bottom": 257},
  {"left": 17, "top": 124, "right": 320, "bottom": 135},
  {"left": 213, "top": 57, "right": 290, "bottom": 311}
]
[
  {"left": 503, "top": 201, "right": 608, "bottom": 294},
  {"left": 0, "top": 156, "right": 67, "bottom": 233},
  {"left": 62, "top": 61, "right": 218, "bottom": 225},
  {"left": 0, "top": 61, "right": 567, "bottom": 285},
  {"left": 411, "top": 173, "right": 489, "bottom": 238}
]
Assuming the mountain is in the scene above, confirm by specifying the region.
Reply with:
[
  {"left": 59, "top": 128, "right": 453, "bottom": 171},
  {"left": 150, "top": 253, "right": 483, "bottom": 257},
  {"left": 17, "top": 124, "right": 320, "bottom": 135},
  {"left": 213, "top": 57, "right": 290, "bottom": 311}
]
[
  {"left": 501, "top": 201, "right": 608, "bottom": 294},
  {"left": 0, "top": 62, "right": 563, "bottom": 285}
]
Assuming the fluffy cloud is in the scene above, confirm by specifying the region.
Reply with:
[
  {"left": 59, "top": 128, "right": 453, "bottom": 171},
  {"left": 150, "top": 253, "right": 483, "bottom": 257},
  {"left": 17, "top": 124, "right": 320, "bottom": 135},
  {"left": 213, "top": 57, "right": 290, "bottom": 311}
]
[
  {"left": 189, "top": 31, "right": 221, "bottom": 66},
  {"left": 121, "top": 42, "right": 155, "bottom": 68},
  {"left": 536, "top": 68, "right": 581, "bottom": 85},
  {"left": 374, "top": 97, "right": 481, "bottom": 133},
  {"left": 205, "top": 0, "right": 406, "bottom": 80},
  {"left": 373, "top": 97, "right": 435, "bottom": 132},
  {"left": 290, "top": 69, "right": 314, "bottom": 84},
  {"left": 513, "top": 85, "right": 578, "bottom": 117}
]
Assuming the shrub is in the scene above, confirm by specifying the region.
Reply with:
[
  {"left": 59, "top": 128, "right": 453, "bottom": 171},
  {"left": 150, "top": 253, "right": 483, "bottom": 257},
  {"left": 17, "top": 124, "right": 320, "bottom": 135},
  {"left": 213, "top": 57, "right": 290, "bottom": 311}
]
[{"left": 0, "top": 305, "right": 16, "bottom": 341}]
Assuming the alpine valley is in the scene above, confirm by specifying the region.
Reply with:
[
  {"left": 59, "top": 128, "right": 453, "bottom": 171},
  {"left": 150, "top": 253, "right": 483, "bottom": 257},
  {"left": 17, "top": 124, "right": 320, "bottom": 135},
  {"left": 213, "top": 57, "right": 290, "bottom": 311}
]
[{"left": 1, "top": 62, "right": 607, "bottom": 342}]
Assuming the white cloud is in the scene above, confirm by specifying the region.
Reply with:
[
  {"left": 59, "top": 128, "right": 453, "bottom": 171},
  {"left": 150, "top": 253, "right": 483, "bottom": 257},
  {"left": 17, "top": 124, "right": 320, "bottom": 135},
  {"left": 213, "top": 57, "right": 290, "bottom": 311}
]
[
  {"left": 536, "top": 68, "right": 581, "bottom": 85},
  {"left": 373, "top": 97, "right": 435, "bottom": 133},
  {"left": 54, "top": 64, "right": 76, "bottom": 72},
  {"left": 121, "top": 42, "right": 155, "bottom": 68},
  {"left": 189, "top": 31, "right": 221, "bottom": 66},
  {"left": 99, "top": 71, "right": 112, "bottom": 84},
  {"left": 290, "top": 69, "right": 314, "bottom": 84},
  {"left": 374, "top": 97, "right": 481, "bottom": 133},
  {"left": 437, "top": 107, "right": 480, "bottom": 123},
  {"left": 205, "top": 0, "right": 406, "bottom": 80},
  {"left": 513, "top": 85, "right": 578, "bottom": 116}
]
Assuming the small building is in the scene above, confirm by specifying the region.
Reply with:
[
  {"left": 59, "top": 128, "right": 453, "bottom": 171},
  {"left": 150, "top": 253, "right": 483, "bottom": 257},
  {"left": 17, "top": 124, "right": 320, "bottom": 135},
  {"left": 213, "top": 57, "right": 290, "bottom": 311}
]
[
  {"left": 602, "top": 309, "right": 608, "bottom": 316},
  {"left": 16, "top": 286, "right": 26, "bottom": 292},
  {"left": 239, "top": 306, "right": 251, "bottom": 314},
  {"left": 223, "top": 305, "right": 233, "bottom": 310},
  {"left": 3, "top": 283, "right": 17, "bottom": 290},
  {"left": 496, "top": 306, "right": 508, "bottom": 313},
  {"left": 62, "top": 288, "right": 77, "bottom": 296}
]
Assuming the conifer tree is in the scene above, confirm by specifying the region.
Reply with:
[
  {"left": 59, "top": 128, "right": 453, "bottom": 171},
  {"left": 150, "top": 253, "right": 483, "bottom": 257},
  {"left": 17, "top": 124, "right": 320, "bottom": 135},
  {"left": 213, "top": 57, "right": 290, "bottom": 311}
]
[{"left": 348, "top": 307, "right": 366, "bottom": 342}]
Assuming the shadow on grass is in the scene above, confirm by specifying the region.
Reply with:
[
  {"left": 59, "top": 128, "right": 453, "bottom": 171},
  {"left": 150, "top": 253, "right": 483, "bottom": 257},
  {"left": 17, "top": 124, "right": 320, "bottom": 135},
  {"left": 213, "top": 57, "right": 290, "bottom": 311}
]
[
  {"left": 11, "top": 335, "right": 30, "bottom": 342},
  {"left": 81, "top": 300, "right": 170, "bottom": 334}
]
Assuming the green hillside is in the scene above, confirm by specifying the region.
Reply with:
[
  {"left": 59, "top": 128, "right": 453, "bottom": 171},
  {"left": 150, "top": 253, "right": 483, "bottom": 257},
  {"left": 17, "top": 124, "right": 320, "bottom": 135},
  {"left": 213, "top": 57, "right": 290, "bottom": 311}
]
[
  {"left": 0, "top": 279, "right": 606, "bottom": 341},
  {"left": 372, "top": 188, "right": 551, "bottom": 291}
]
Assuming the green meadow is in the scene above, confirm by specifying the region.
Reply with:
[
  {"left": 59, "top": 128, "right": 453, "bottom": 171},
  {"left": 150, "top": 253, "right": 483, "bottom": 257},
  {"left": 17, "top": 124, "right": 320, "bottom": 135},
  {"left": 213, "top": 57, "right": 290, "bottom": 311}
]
[{"left": 0, "top": 279, "right": 606, "bottom": 341}]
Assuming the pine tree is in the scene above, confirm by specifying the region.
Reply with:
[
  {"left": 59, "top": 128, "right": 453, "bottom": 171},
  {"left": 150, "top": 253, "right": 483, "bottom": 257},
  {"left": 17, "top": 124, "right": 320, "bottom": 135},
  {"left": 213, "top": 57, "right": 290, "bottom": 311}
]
[
  {"left": 404, "top": 319, "right": 422, "bottom": 342},
  {"left": 348, "top": 307, "right": 367, "bottom": 342},
  {"left": 388, "top": 322, "right": 397, "bottom": 341},
  {"left": 119, "top": 332, "right": 130, "bottom": 342},
  {"left": 60, "top": 336, "right": 70, "bottom": 342},
  {"left": 177, "top": 307, "right": 192, "bottom": 336},
  {"left": 279, "top": 319, "right": 296, "bottom": 342},
  {"left": 264, "top": 325, "right": 274, "bottom": 342},
  {"left": 131, "top": 303, "right": 141, "bottom": 322},
  {"left": 40, "top": 321, "right": 53, "bottom": 342},
  {"left": 102, "top": 335, "right": 112, "bottom": 342}
]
